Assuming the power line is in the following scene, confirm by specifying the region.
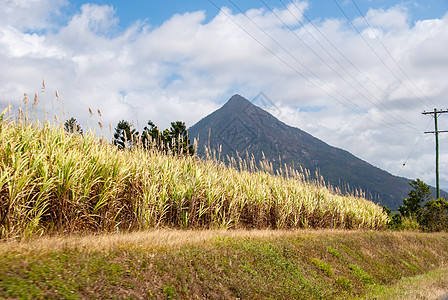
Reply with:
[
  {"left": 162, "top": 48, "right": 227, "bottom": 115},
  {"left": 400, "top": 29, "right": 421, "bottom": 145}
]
[
  {"left": 333, "top": 0, "right": 433, "bottom": 110},
  {"left": 397, "top": 118, "right": 432, "bottom": 176},
  {"left": 285, "top": 0, "right": 421, "bottom": 125},
  {"left": 350, "top": 0, "right": 438, "bottom": 108},
  {"left": 261, "top": 0, "right": 419, "bottom": 132}
]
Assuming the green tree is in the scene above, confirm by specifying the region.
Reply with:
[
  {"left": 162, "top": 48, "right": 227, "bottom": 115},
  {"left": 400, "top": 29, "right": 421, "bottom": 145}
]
[
  {"left": 141, "top": 120, "right": 194, "bottom": 155},
  {"left": 141, "top": 120, "right": 161, "bottom": 150},
  {"left": 113, "top": 120, "right": 138, "bottom": 150},
  {"left": 398, "top": 179, "right": 432, "bottom": 223},
  {"left": 382, "top": 205, "right": 391, "bottom": 216},
  {"left": 64, "top": 117, "right": 83, "bottom": 135},
  {"left": 167, "top": 121, "right": 194, "bottom": 155},
  {"left": 420, "top": 198, "right": 448, "bottom": 232},
  {"left": 383, "top": 205, "right": 404, "bottom": 230}
]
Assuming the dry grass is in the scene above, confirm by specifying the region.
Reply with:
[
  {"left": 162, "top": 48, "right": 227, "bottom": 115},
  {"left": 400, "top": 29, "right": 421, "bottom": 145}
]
[{"left": 0, "top": 228, "right": 356, "bottom": 254}]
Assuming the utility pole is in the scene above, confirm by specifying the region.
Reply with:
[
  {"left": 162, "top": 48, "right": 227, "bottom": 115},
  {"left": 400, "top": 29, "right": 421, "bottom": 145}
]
[{"left": 422, "top": 108, "right": 448, "bottom": 199}]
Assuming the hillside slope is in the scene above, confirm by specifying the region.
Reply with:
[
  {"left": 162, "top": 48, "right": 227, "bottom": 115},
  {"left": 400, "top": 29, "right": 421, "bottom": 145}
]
[{"left": 1, "top": 230, "right": 448, "bottom": 299}]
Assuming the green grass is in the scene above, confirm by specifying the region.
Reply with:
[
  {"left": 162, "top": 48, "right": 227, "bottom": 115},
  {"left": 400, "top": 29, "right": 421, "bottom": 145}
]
[
  {"left": 328, "top": 246, "right": 342, "bottom": 259},
  {"left": 312, "top": 258, "right": 334, "bottom": 277},
  {"left": 0, "top": 108, "right": 387, "bottom": 239},
  {"left": 349, "top": 264, "right": 375, "bottom": 284},
  {"left": 1, "top": 230, "right": 448, "bottom": 299}
]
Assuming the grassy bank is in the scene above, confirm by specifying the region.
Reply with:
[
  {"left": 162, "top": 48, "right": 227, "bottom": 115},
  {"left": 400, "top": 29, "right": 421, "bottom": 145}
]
[
  {"left": 1, "top": 230, "right": 447, "bottom": 299},
  {"left": 0, "top": 112, "right": 387, "bottom": 239}
]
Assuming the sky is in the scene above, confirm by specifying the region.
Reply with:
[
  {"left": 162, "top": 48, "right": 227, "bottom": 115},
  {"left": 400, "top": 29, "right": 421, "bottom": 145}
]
[{"left": 1, "top": 0, "right": 448, "bottom": 191}]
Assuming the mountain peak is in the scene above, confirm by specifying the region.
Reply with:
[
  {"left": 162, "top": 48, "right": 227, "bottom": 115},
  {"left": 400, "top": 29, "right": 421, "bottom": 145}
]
[{"left": 226, "top": 94, "right": 253, "bottom": 107}]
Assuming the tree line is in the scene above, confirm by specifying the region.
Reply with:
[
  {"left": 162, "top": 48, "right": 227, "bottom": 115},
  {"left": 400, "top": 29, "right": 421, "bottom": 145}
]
[{"left": 64, "top": 117, "right": 194, "bottom": 155}]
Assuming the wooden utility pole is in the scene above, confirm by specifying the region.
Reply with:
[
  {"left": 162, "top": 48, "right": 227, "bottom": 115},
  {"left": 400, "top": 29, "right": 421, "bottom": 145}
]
[{"left": 423, "top": 109, "right": 448, "bottom": 199}]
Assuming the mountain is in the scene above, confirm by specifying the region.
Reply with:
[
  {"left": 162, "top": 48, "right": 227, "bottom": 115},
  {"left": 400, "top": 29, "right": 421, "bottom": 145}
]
[{"left": 188, "top": 94, "right": 446, "bottom": 210}]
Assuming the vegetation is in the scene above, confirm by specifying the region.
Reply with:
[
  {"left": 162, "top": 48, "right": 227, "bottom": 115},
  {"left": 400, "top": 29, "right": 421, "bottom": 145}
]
[
  {"left": 112, "top": 119, "right": 194, "bottom": 155},
  {"left": 1, "top": 230, "right": 448, "bottom": 299},
  {"left": 63, "top": 117, "right": 83, "bottom": 135},
  {"left": 386, "top": 179, "right": 448, "bottom": 231},
  {"left": 420, "top": 197, "right": 448, "bottom": 231},
  {"left": 0, "top": 106, "right": 387, "bottom": 239},
  {"left": 398, "top": 179, "right": 432, "bottom": 223},
  {"left": 141, "top": 120, "right": 195, "bottom": 155},
  {"left": 113, "top": 119, "right": 138, "bottom": 149}
]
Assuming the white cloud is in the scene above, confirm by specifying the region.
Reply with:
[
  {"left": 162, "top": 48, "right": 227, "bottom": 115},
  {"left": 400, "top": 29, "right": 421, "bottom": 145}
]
[
  {"left": 0, "top": 0, "right": 447, "bottom": 191},
  {"left": 354, "top": 5, "right": 409, "bottom": 31},
  {"left": 0, "top": 0, "right": 68, "bottom": 30},
  {"left": 0, "top": 26, "right": 65, "bottom": 58}
]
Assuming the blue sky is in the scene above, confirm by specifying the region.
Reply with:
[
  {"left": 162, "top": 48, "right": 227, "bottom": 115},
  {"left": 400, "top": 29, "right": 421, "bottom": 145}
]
[
  {"left": 64, "top": 0, "right": 448, "bottom": 28},
  {"left": 1, "top": 0, "right": 448, "bottom": 190}
]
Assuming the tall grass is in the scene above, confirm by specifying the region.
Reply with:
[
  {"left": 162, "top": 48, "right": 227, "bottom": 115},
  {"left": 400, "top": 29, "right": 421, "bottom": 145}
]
[{"left": 0, "top": 103, "right": 388, "bottom": 239}]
